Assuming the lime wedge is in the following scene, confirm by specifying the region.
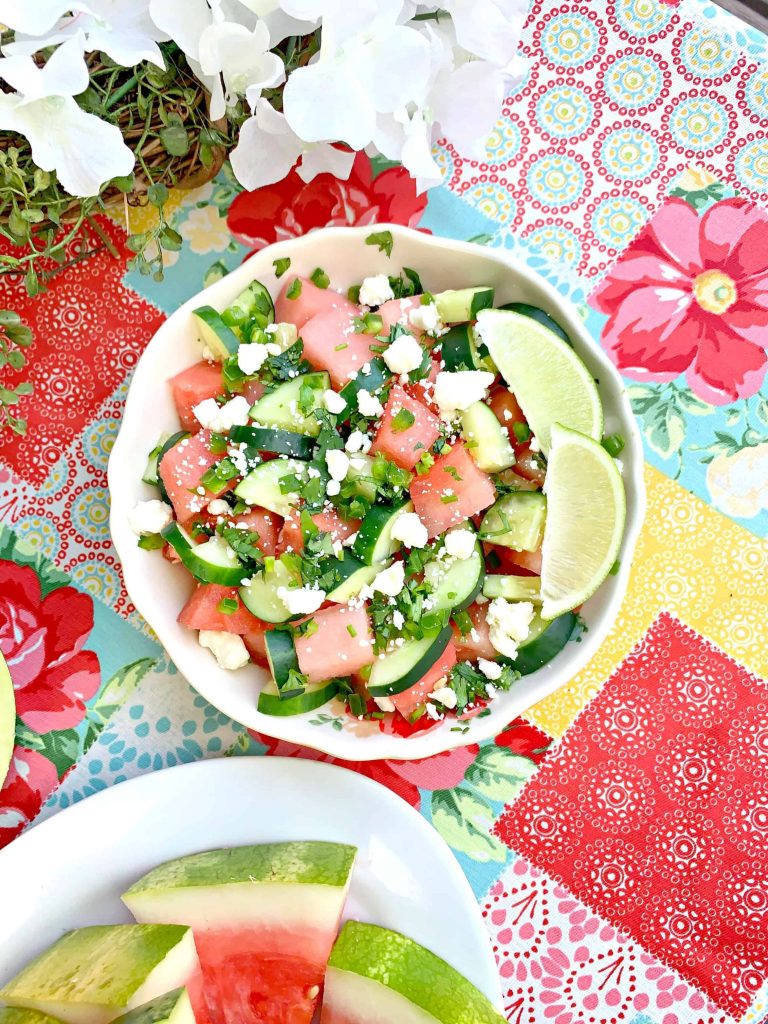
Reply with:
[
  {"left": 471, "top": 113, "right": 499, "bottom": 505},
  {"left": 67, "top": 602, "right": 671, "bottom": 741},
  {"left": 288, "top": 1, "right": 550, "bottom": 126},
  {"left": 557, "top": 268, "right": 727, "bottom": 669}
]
[
  {"left": 476, "top": 308, "right": 603, "bottom": 454},
  {"left": 0, "top": 652, "right": 13, "bottom": 788},
  {"left": 540, "top": 423, "right": 625, "bottom": 619}
]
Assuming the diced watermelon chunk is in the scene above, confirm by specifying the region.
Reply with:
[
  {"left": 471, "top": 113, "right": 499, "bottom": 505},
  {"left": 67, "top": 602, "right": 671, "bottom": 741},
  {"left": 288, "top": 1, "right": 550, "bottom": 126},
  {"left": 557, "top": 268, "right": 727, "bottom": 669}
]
[
  {"left": 376, "top": 297, "right": 423, "bottom": 337},
  {"left": 242, "top": 621, "right": 272, "bottom": 667},
  {"left": 488, "top": 386, "right": 525, "bottom": 442},
  {"left": 391, "top": 639, "right": 457, "bottom": 718},
  {"left": 232, "top": 507, "right": 280, "bottom": 556},
  {"left": 295, "top": 605, "right": 374, "bottom": 684},
  {"left": 300, "top": 307, "right": 380, "bottom": 388},
  {"left": 170, "top": 362, "right": 224, "bottom": 432},
  {"left": 275, "top": 277, "right": 356, "bottom": 329},
  {"left": 514, "top": 446, "right": 547, "bottom": 486},
  {"left": 159, "top": 430, "right": 230, "bottom": 523},
  {"left": 278, "top": 510, "right": 360, "bottom": 555},
  {"left": 410, "top": 442, "right": 495, "bottom": 538},
  {"left": 369, "top": 384, "right": 441, "bottom": 470},
  {"left": 452, "top": 603, "right": 497, "bottom": 662},
  {"left": 242, "top": 378, "right": 265, "bottom": 405},
  {"left": 496, "top": 546, "right": 543, "bottom": 576},
  {"left": 178, "top": 584, "right": 264, "bottom": 635}
]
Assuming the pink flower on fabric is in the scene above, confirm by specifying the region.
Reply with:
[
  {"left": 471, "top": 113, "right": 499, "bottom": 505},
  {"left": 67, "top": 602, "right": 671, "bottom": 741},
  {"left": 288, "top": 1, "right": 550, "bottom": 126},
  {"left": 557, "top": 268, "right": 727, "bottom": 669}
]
[
  {"left": 0, "top": 746, "right": 59, "bottom": 847},
  {"left": 590, "top": 196, "right": 768, "bottom": 404}
]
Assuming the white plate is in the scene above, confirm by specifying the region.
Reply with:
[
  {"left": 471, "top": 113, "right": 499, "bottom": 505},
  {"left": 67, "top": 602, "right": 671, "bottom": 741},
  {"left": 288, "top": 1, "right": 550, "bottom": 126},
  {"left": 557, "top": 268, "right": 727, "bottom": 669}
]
[
  {"left": 0, "top": 758, "right": 501, "bottom": 1006},
  {"left": 109, "top": 223, "right": 645, "bottom": 760}
]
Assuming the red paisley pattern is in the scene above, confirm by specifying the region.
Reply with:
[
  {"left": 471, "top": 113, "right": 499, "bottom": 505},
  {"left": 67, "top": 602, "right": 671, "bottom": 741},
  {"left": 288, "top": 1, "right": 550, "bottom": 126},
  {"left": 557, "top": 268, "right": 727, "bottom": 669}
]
[{"left": 495, "top": 612, "right": 768, "bottom": 1018}]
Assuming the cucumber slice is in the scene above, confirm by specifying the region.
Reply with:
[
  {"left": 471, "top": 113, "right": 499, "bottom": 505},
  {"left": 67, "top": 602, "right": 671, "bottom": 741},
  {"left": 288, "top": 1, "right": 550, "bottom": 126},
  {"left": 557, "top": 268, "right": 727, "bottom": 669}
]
[
  {"left": 339, "top": 357, "right": 390, "bottom": 416},
  {"left": 352, "top": 501, "right": 412, "bottom": 565},
  {"left": 142, "top": 433, "right": 169, "bottom": 486},
  {"left": 344, "top": 454, "right": 377, "bottom": 503},
  {"left": 461, "top": 401, "right": 515, "bottom": 472},
  {"left": 367, "top": 625, "right": 453, "bottom": 697},
  {"left": 265, "top": 628, "right": 302, "bottom": 696},
  {"left": 223, "top": 279, "right": 275, "bottom": 331},
  {"left": 249, "top": 371, "right": 330, "bottom": 436},
  {"left": 235, "top": 458, "right": 307, "bottom": 517},
  {"left": 427, "top": 531, "right": 484, "bottom": 612},
  {"left": 514, "top": 610, "right": 580, "bottom": 674},
  {"left": 192, "top": 306, "right": 241, "bottom": 360},
  {"left": 483, "top": 575, "right": 542, "bottom": 602},
  {"left": 155, "top": 430, "right": 191, "bottom": 502},
  {"left": 480, "top": 492, "right": 546, "bottom": 551},
  {"left": 326, "top": 553, "right": 385, "bottom": 602},
  {"left": 265, "top": 322, "right": 298, "bottom": 351},
  {"left": 238, "top": 558, "right": 296, "bottom": 622},
  {"left": 440, "top": 323, "right": 496, "bottom": 373},
  {"left": 162, "top": 523, "right": 246, "bottom": 586},
  {"left": 500, "top": 302, "right": 571, "bottom": 346},
  {"left": 229, "top": 425, "right": 314, "bottom": 459},
  {"left": 258, "top": 676, "right": 339, "bottom": 716},
  {"left": 434, "top": 287, "right": 494, "bottom": 323}
]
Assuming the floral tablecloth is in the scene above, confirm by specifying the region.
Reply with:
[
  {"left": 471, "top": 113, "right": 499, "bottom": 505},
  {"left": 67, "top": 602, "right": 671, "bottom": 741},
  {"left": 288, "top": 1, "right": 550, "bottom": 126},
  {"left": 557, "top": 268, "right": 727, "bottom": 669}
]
[{"left": 1, "top": 1, "right": 767, "bottom": 1022}]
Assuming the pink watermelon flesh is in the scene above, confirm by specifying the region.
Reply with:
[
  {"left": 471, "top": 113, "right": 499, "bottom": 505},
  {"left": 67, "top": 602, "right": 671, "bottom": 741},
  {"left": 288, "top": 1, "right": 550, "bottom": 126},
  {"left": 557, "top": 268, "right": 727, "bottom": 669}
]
[
  {"left": 295, "top": 605, "right": 375, "bottom": 684},
  {"left": 178, "top": 584, "right": 264, "bottom": 635},
  {"left": 159, "top": 430, "right": 230, "bottom": 523},
  {"left": 170, "top": 362, "right": 224, "bottom": 432},
  {"left": 299, "top": 307, "right": 380, "bottom": 388},
  {"left": 391, "top": 638, "right": 457, "bottom": 718},
  {"left": 376, "top": 297, "right": 424, "bottom": 338},
  {"left": 275, "top": 277, "right": 356, "bottom": 329},
  {"left": 410, "top": 442, "right": 495, "bottom": 538},
  {"left": 369, "top": 384, "right": 441, "bottom": 470}
]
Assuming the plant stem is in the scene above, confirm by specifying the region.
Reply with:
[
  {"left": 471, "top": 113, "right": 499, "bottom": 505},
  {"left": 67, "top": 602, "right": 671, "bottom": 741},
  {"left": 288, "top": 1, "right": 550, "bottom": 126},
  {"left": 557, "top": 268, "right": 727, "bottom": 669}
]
[
  {"left": 86, "top": 216, "right": 119, "bottom": 259},
  {"left": 105, "top": 73, "right": 140, "bottom": 111}
]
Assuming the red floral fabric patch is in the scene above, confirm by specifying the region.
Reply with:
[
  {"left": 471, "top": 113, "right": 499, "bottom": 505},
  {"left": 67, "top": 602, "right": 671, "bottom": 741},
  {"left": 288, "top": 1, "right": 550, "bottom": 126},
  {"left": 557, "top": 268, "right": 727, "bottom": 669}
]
[{"left": 495, "top": 612, "right": 768, "bottom": 1018}]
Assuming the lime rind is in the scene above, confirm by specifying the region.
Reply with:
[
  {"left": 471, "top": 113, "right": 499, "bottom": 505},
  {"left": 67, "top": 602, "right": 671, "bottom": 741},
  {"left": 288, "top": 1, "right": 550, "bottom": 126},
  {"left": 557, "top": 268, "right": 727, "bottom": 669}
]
[
  {"left": 540, "top": 423, "right": 626, "bottom": 620},
  {"left": 476, "top": 309, "right": 603, "bottom": 454}
]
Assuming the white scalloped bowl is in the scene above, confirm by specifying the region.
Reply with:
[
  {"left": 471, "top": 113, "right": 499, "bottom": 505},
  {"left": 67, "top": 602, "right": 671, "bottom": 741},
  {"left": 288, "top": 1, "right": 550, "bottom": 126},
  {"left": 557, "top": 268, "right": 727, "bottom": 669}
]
[{"left": 109, "top": 224, "right": 645, "bottom": 761}]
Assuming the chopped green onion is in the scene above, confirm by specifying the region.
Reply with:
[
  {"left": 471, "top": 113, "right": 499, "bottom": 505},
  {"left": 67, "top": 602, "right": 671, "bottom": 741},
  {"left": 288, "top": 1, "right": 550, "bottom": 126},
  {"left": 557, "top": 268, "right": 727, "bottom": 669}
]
[
  {"left": 353, "top": 312, "right": 384, "bottom": 335},
  {"left": 365, "top": 230, "right": 393, "bottom": 257},
  {"left": 347, "top": 284, "right": 361, "bottom": 303},
  {"left": 286, "top": 277, "right": 302, "bottom": 300},
  {"left": 444, "top": 466, "right": 462, "bottom": 481},
  {"left": 310, "top": 267, "right": 330, "bottom": 289},
  {"left": 453, "top": 610, "right": 472, "bottom": 635},
  {"left": 415, "top": 451, "right": 435, "bottom": 475},
  {"left": 209, "top": 432, "right": 228, "bottom": 455},
  {"left": 440, "top": 493, "right": 458, "bottom": 504},
  {"left": 137, "top": 533, "right": 165, "bottom": 550},
  {"left": 217, "top": 597, "right": 239, "bottom": 614},
  {"left": 334, "top": 342, "right": 349, "bottom": 351},
  {"left": 512, "top": 421, "right": 531, "bottom": 443},
  {"left": 303, "top": 619, "right": 319, "bottom": 638},
  {"left": 348, "top": 692, "right": 366, "bottom": 717},
  {"left": 602, "top": 433, "right": 625, "bottom": 458},
  {"left": 409, "top": 706, "right": 426, "bottom": 724},
  {"left": 273, "top": 257, "right": 291, "bottom": 278},
  {"left": 346, "top": 624, "right": 358, "bottom": 638},
  {"left": 391, "top": 408, "right": 416, "bottom": 434},
  {"left": 264, "top": 555, "right": 275, "bottom": 574}
]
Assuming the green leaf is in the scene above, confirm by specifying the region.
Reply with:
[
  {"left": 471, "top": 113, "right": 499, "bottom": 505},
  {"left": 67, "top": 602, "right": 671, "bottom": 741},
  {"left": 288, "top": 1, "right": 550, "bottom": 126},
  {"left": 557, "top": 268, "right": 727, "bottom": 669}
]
[
  {"left": 204, "top": 260, "right": 229, "bottom": 288},
  {"left": 147, "top": 182, "right": 169, "bottom": 207},
  {"left": 676, "top": 389, "right": 713, "bottom": 416},
  {"left": 0, "top": 310, "right": 21, "bottom": 326},
  {"left": 625, "top": 383, "right": 658, "bottom": 415},
  {"left": 365, "top": 230, "right": 394, "bottom": 258},
  {"left": 89, "top": 657, "right": 156, "bottom": 727},
  {"left": 465, "top": 746, "right": 538, "bottom": 801},
  {"left": 431, "top": 787, "right": 507, "bottom": 863},
  {"left": 160, "top": 122, "right": 190, "bottom": 157},
  {"left": 753, "top": 397, "right": 768, "bottom": 427},
  {"left": 14, "top": 721, "right": 81, "bottom": 778},
  {"left": 644, "top": 401, "right": 686, "bottom": 459}
]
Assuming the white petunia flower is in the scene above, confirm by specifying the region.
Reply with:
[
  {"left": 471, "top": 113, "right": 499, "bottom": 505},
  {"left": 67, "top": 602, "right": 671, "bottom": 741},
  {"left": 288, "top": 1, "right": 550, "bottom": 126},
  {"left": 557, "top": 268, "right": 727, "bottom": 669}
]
[
  {"left": 0, "top": 1, "right": 91, "bottom": 36},
  {"left": 198, "top": 19, "right": 284, "bottom": 118},
  {"left": 3, "top": 1, "right": 169, "bottom": 70},
  {"left": 439, "top": 0, "right": 530, "bottom": 66},
  {"left": 0, "top": 35, "right": 134, "bottom": 197},
  {"left": 230, "top": 97, "right": 354, "bottom": 190}
]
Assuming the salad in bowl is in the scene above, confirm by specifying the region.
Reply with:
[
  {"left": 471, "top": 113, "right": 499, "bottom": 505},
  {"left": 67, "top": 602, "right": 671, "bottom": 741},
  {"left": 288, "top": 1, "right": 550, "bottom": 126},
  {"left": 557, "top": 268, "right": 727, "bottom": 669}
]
[{"left": 109, "top": 225, "right": 643, "bottom": 759}]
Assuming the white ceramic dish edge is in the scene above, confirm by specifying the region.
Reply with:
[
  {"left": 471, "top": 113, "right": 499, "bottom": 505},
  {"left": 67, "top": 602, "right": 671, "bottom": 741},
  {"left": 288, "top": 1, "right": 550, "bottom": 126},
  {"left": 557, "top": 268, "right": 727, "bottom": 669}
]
[{"left": 109, "top": 223, "right": 645, "bottom": 761}]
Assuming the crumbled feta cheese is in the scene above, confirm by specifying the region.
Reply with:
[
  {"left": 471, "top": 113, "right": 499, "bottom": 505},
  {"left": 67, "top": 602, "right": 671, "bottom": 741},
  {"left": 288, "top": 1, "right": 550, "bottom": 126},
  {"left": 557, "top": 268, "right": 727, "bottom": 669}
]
[
  {"left": 357, "top": 390, "right": 384, "bottom": 417},
  {"left": 392, "top": 609, "right": 405, "bottom": 629},
  {"left": 345, "top": 430, "right": 366, "bottom": 453},
  {"left": 478, "top": 657, "right": 503, "bottom": 681},
  {"left": 374, "top": 696, "right": 395, "bottom": 713},
  {"left": 391, "top": 511, "right": 428, "bottom": 549},
  {"left": 128, "top": 499, "right": 173, "bottom": 536},
  {"left": 409, "top": 302, "right": 443, "bottom": 335},
  {"left": 198, "top": 630, "right": 250, "bottom": 670},
  {"left": 201, "top": 344, "right": 216, "bottom": 362},
  {"left": 326, "top": 479, "right": 341, "bottom": 496},
  {"left": 487, "top": 598, "right": 535, "bottom": 660},
  {"left": 429, "top": 685, "right": 458, "bottom": 709},
  {"left": 206, "top": 498, "right": 230, "bottom": 516},
  {"left": 433, "top": 371, "right": 495, "bottom": 415},
  {"left": 529, "top": 436, "right": 541, "bottom": 453},
  {"left": 372, "top": 561, "right": 405, "bottom": 597},
  {"left": 325, "top": 448, "right": 350, "bottom": 482},
  {"left": 359, "top": 274, "right": 394, "bottom": 307},
  {"left": 277, "top": 586, "right": 326, "bottom": 615},
  {"left": 444, "top": 527, "right": 476, "bottom": 560},
  {"left": 323, "top": 389, "right": 347, "bottom": 415},
  {"left": 343, "top": 531, "right": 358, "bottom": 547},
  {"left": 425, "top": 702, "right": 441, "bottom": 720},
  {"left": 382, "top": 333, "right": 423, "bottom": 375},
  {"left": 265, "top": 342, "right": 282, "bottom": 355},
  {"left": 193, "top": 395, "right": 250, "bottom": 432},
  {"left": 237, "top": 343, "right": 268, "bottom": 375}
]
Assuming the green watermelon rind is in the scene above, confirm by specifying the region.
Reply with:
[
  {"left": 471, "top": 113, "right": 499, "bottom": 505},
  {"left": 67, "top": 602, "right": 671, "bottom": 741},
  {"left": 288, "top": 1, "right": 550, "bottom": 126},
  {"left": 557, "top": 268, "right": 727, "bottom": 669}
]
[
  {"left": 123, "top": 842, "right": 356, "bottom": 897},
  {"left": 112, "top": 988, "right": 191, "bottom": 1024},
  {"left": 0, "top": 925, "right": 190, "bottom": 1009},
  {"left": 327, "top": 922, "right": 505, "bottom": 1024},
  {"left": 0, "top": 1009, "right": 66, "bottom": 1024}
]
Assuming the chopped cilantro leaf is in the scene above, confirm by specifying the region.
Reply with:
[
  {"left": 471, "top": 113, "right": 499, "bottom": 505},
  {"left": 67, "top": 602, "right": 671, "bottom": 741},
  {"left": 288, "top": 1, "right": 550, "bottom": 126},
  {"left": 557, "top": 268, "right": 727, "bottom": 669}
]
[
  {"left": 273, "top": 257, "right": 291, "bottom": 278},
  {"left": 137, "top": 533, "right": 165, "bottom": 550},
  {"left": 201, "top": 457, "right": 238, "bottom": 492},
  {"left": 449, "top": 661, "right": 520, "bottom": 714},
  {"left": 310, "top": 267, "right": 330, "bottom": 289},
  {"left": 217, "top": 525, "right": 264, "bottom": 571},
  {"left": 391, "top": 408, "right": 416, "bottom": 433},
  {"left": 365, "top": 230, "right": 394, "bottom": 257},
  {"left": 286, "top": 277, "right": 302, "bottom": 300},
  {"left": 512, "top": 421, "right": 531, "bottom": 443}
]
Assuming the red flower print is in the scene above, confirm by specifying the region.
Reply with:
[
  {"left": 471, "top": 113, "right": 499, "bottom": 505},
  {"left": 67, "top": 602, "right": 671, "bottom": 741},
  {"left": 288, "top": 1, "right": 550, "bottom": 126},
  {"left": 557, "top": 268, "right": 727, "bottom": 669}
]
[
  {"left": 0, "top": 560, "right": 100, "bottom": 734},
  {"left": 495, "top": 720, "right": 552, "bottom": 764},
  {"left": 590, "top": 197, "right": 768, "bottom": 404},
  {"left": 251, "top": 732, "right": 480, "bottom": 806},
  {"left": 227, "top": 152, "right": 427, "bottom": 251},
  {"left": 0, "top": 746, "right": 59, "bottom": 847}
]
